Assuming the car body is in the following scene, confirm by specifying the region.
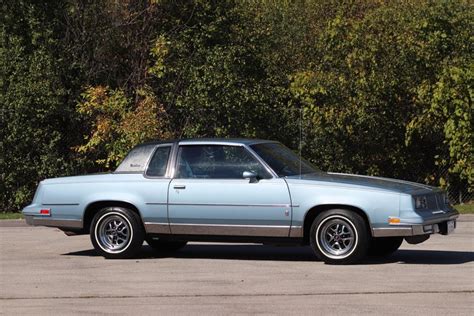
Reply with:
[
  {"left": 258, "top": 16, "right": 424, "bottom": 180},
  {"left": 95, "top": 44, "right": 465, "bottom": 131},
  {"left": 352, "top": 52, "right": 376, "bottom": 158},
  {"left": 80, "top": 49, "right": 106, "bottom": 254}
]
[{"left": 23, "top": 138, "right": 459, "bottom": 264}]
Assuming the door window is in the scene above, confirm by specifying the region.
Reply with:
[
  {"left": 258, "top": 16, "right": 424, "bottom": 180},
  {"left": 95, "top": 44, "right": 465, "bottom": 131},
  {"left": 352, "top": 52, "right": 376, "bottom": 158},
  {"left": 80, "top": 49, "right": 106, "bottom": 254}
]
[{"left": 175, "top": 145, "right": 271, "bottom": 179}]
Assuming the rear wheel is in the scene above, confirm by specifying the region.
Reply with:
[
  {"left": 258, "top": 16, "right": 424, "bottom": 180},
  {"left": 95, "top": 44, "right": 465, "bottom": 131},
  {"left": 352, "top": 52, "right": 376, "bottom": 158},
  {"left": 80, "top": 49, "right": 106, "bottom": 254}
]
[
  {"left": 310, "top": 209, "right": 369, "bottom": 264},
  {"left": 90, "top": 207, "right": 144, "bottom": 259},
  {"left": 146, "top": 237, "right": 187, "bottom": 252},
  {"left": 368, "top": 237, "right": 403, "bottom": 256}
]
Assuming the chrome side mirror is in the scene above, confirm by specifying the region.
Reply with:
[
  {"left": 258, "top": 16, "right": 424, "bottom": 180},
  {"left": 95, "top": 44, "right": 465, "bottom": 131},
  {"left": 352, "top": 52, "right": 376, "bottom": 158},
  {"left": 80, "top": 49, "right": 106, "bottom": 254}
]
[{"left": 242, "top": 171, "right": 258, "bottom": 183}]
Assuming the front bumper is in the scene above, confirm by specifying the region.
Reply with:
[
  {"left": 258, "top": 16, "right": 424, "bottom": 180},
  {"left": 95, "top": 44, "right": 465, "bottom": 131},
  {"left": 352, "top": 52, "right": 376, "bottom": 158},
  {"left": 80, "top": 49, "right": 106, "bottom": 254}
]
[{"left": 372, "top": 213, "right": 459, "bottom": 237}]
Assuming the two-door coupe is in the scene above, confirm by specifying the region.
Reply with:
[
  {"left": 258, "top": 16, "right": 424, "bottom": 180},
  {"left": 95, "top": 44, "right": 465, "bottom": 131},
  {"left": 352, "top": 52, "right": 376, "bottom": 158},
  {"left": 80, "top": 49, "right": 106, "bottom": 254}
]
[{"left": 23, "top": 138, "right": 458, "bottom": 264}]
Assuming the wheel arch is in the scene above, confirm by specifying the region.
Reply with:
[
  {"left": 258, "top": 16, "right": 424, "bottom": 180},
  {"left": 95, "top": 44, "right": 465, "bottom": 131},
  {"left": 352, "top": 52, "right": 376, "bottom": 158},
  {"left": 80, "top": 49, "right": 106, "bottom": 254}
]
[
  {"left": 302, "top": 204, "right": 372, "bottom": 244},
  {"left": 83, "top": 200, "right": 144, "bottom": 233}
]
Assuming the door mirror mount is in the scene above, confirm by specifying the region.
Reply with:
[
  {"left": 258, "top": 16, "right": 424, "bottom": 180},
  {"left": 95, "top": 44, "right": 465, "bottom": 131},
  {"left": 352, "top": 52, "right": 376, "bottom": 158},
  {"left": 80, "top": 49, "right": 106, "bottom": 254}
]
[{"left": 242, "top": 171, "right": 258, "bottom": 183}]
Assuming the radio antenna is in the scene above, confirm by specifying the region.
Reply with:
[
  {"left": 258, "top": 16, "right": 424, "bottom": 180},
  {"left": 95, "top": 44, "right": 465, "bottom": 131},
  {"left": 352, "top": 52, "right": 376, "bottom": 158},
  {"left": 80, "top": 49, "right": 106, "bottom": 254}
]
[{"left": 299, "top": 106, "right": 302, "bottom": 179}]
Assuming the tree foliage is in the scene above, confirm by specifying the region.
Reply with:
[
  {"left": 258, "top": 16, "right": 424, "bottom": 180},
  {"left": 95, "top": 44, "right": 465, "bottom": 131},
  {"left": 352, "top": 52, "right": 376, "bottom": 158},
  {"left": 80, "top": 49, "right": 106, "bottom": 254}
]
[
  {"left": 1, "top": 1, "right": 78, "bottom": 209},
  {"left": 75, "top": 86, "right": 171, "bottom": 168},
  {"left": 1, "top": 0, "right": 472, "bottom": 211}
]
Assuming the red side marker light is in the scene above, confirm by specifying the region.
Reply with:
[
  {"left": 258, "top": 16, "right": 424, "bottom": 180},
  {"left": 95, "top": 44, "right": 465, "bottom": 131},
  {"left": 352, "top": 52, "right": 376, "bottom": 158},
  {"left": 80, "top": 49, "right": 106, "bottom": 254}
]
[{"left": 40, "top": 209, "right": 50, "bottom": 215}]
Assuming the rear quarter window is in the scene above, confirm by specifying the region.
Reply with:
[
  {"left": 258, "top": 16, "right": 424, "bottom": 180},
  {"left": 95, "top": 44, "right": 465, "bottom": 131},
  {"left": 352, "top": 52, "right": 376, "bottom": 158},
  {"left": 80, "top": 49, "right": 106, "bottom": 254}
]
[
  {"left": 115, "top": 144, "right": 157, "bottom": 173},
  {"left": 146, "top": 146, "right": 172, "bottom": 177}
]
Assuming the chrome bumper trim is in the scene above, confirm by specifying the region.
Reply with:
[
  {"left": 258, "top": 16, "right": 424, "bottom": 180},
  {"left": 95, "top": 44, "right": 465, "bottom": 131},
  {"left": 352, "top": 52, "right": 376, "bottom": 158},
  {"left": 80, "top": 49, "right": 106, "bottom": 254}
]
[
  {"left": 373, "top": 212, "right": 459, "bottom": 237},
  {"left": 373, "top": 226, "right": 423, "bottom": 237},
  {"left": 373, "top": 220, "right": 454, "bottom": 237},
  {"left": 24, "top": 216, "right": 83, "bottom": 229}
]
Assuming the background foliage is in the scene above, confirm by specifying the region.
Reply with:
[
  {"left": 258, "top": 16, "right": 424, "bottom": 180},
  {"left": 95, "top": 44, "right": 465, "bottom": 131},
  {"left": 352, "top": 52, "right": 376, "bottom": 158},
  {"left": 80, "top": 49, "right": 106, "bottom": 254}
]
[{"left": 1, "top": 0, "right": 472, "bottom": 211}]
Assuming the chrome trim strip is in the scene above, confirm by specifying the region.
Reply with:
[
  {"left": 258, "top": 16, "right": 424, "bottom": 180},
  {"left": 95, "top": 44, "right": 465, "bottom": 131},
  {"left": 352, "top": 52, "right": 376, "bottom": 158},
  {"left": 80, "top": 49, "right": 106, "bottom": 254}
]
[
  {"left": 169, "top": 202, "right": 291, "bottom": 208},
  {"left": 144, "top": 222, "right": 171, "bottom": 234},
  {"left": 178, "top": 141, "right": 272, "bottom": 146},
  {"left": 172, "top": 142, "right": 278, "bottom": 179},
  {"left": 169, "top": 223, "right": 290, "bottom": 237},
  {"left": 24, "top": 212, "right": 51, "bottom": 217},
  {"left": 42, "top": 203, "right": 80, "bottom": 206},
  {"left": 145, "top": 202, "right": 167, "bottom": 205},
  {"left": 289, "top": 225, "right": 303, "bottom": 237},
  {"left": 24, "top": 216, "right": 83, "bottom": 229}
]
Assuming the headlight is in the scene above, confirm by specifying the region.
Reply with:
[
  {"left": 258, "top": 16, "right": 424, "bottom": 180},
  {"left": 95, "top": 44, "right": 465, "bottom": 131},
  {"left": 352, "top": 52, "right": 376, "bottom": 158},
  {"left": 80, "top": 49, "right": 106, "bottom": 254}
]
[{"left": 415, "top": 196, "right": 427, "bottom": 209}]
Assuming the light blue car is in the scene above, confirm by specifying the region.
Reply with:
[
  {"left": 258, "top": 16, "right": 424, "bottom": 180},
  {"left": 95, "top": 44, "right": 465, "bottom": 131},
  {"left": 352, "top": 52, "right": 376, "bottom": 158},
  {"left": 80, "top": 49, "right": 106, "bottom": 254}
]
[{"left": 23, "top": 138, "right": 459, "bottom": 264}]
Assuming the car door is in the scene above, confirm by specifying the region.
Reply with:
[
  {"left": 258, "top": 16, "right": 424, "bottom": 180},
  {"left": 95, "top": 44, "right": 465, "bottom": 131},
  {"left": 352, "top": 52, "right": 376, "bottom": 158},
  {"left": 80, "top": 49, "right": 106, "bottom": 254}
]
[
  {"left": 139, "top": 144, "right": 174, "bottom": 234},
  {"left": 168, "top": 143, "right": 292, "bottom": 237}
]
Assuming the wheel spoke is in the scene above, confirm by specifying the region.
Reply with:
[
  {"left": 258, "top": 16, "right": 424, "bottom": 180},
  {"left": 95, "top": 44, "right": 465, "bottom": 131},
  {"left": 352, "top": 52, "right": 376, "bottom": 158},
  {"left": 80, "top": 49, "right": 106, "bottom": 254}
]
[
  {"left": 97, "top": 214, "right": 131, "bottom": 253},
  {"left": 318, "top": 218, "right": 356, "bottom": 257}
]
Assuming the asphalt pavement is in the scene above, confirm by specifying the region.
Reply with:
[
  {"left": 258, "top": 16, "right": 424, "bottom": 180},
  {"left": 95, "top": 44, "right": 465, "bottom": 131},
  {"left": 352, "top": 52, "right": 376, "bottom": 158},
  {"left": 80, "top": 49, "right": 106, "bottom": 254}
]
[{"left": 1, "top": 217, "right": 473, "bottom": 315}]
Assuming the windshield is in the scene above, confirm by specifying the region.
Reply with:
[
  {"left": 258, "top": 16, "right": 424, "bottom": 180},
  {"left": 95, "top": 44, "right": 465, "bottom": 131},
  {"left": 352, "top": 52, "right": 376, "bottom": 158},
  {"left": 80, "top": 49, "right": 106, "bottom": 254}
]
[{"left": 250, "top": 142, "right": 319, "bottom": 177}]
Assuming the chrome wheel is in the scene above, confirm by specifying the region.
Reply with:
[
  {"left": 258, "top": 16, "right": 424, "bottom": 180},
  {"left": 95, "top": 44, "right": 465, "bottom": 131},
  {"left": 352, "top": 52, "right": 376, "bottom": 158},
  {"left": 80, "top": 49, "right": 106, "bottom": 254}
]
[
  {"left": 317, "top": 216, "right": 357, "bottom": 259},
  {"left": 95, "top": 212, "right": 133, "bottom": 253}
]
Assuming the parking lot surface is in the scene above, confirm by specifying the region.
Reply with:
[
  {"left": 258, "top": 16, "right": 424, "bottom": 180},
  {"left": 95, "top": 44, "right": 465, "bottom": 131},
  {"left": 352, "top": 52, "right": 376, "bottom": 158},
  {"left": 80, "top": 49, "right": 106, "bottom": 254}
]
[{"left": 1, "top": 218, "right": 473, "bottom": 315}]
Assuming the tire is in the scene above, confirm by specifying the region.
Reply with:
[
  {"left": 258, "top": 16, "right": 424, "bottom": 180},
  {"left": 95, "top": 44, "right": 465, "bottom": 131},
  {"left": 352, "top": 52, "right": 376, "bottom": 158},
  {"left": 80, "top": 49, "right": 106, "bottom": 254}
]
[
  {"left": 368, "top": 237, "right": 403, "bottom": 256},
  {"left": 90, "top": 207, "right": 144, "bottom": 259},
  {"left": 146, "top": 237, "right": 187, "bottom": 252},
  {"left": 310, "top": 209, "right": 369, "bottom": 264}
]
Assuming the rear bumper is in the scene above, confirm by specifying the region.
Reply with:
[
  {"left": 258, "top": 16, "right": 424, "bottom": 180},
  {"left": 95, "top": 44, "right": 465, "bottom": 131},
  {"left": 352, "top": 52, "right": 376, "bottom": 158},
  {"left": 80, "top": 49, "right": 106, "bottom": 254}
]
[
  {"left": 23, "top": 204, "right": 83, "bottom": 230},
  {"left": 24, "top": 215, "right": 83, "bottom": 229},
  {"left": 372, "top": 213, "right": 459, "bottom": 237}
]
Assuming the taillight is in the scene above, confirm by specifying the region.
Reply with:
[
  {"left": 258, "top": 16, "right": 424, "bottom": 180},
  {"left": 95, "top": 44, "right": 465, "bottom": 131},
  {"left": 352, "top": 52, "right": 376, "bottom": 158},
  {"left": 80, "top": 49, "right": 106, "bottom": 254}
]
[{"left": 40, "top": 209, "right": 50, "bottom": 215}]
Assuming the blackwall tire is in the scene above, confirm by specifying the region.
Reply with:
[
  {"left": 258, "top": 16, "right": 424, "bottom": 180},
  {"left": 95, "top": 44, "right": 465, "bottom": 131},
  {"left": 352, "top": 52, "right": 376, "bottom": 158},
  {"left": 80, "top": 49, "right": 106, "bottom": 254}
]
[{"left": 90, "top": 207, "right": 144, "bottom": 259}]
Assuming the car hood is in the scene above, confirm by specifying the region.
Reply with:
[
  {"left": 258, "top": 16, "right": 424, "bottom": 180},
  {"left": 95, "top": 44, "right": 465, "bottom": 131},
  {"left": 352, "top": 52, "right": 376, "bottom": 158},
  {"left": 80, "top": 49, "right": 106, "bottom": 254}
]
[{"left": 286, "top": 172, "right": 439, "bottom": 194}]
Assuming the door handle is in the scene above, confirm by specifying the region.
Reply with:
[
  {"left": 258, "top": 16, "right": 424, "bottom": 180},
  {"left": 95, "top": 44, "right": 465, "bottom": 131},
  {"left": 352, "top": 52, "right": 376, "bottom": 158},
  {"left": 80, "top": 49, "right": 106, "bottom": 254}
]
[{"left": 173, "top": 185, "right": 186, "bottom": 190}]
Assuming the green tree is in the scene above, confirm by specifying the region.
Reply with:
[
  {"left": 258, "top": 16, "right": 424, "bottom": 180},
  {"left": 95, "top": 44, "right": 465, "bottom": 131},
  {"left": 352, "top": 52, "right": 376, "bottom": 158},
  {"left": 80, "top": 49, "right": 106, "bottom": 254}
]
[
  {"left": 287, "top": 0, "right": 473, "bottom": 189},
  {"left": 75, "top": 86, "right": 171, "bottom": 168},
  {"left": 1, "top": 1, "right": 76, "bottom": 210}
]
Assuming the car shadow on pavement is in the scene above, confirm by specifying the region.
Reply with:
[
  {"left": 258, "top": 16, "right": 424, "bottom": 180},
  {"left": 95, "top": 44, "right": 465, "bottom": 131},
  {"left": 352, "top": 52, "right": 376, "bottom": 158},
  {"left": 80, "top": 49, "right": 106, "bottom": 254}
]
[{"left": 63, "top": 244, "right": 474, "bottom": 265}]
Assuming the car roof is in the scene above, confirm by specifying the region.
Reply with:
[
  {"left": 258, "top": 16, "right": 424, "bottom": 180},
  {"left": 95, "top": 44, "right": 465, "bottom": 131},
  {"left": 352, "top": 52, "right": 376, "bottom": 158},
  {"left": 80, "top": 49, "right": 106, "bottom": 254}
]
[{"left": 137, "top": 138, "right": 277, "bottom": 147}]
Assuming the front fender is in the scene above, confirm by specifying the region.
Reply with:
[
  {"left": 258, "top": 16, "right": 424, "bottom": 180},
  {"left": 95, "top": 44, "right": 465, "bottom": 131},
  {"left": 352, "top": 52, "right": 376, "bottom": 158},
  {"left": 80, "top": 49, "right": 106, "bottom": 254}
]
[{"left": 287, "top": 181, "right": 401, "bottom": 229}]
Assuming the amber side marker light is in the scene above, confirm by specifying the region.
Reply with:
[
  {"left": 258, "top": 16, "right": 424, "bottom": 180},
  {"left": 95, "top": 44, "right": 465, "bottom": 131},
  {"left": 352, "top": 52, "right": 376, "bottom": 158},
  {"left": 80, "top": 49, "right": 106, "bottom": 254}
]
[{"left": 388, "top": 217, "right": 400, "bottom": 224}]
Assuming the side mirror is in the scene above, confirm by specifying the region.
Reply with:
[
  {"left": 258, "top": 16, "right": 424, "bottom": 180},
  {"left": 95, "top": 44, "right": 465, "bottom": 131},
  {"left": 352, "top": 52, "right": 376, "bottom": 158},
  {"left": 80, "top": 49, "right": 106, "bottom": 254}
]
[{"left": 242, "top": 171, "right": 258, "bottom": 183}]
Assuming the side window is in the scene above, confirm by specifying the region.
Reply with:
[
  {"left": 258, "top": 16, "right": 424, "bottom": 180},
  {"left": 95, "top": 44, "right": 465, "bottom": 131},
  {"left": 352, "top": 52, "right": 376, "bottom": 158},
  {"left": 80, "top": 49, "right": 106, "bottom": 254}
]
[
  {"left": 175, "top": 145, "right": 271, "bottom": 179},
  {"left": 146, "top": 146, "right": 171, "bottom": 177}
]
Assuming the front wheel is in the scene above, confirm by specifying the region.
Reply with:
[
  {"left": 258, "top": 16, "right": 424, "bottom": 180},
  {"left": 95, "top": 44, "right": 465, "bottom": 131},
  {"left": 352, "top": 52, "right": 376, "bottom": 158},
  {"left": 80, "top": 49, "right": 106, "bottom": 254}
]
[
  {"left": 90, "top": 207, "right": 144, "bottom": 259},
  {"left": 310, "top": 209, "right": 369, "bottom": 264}
]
